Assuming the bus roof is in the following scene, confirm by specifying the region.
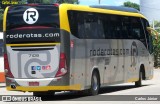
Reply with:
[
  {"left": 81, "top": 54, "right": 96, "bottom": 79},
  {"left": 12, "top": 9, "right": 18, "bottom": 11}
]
[
  {"left": 90, "top": 5, "right": 139, "bottom": 13},
  {"left": 59, "top": 4, "right": 146, "bottom": 19},
  {"left": 59, "top": 4, "right": 147, "bottom": 32}
]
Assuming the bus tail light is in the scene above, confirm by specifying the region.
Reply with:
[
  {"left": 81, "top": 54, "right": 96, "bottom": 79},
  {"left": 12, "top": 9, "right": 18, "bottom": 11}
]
[
  {"left": 55, "top": 53, "right": 67, "bottom": 77},
  {"left": 53, "top": 3, "right": 59, "bottom": 7},
  {"left": 26, "top": 4, "right": 39, "bottom": 6},
  {"left": 4, "top": 54, "right": 14, "bottom": 78}
]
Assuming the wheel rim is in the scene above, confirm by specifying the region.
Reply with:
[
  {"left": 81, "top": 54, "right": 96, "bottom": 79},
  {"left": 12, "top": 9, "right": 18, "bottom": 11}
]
[{"left": 92, "top": 74, "right": 98, "bottom": 91}]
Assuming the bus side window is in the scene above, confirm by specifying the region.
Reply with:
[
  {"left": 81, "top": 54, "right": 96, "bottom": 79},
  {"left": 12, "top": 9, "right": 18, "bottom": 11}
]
[
  {"left": 68, "top": 11, "right": 86, "bottom": 39},
  {"left": 130, "top": 17, "right": 141, "bottom": 39},
  {"left": 109, "top": 15, "right": 123, "bottom": 39},
  {"left": 84, "top": 13, "right": 98, "bottom": 39},
  {"left": 68, "top": 11, "right": 79, "bottom": 38},
  {"left": 142, "top": 19, "right": 153, "bottom": 53},
  {"left": 97, "top": 15, "right": 105, "bottom": 39},
  {"left": 77, "top": 12, "right": 85, "bottom": 39},
  {"left": 102, "top": 14, "right": 111, "bottom": 39},
  {"left": 84, "top": 13, "right": 94, "bottom": 39},
  {"left": 131, "top": 17, "right": 147, "bottom": 47},
  {"left": 83, "top": 13, "right": 105, "bottom": 39},
  {"left": 121, "top": 16, "right": 130, "bottom": 39}
]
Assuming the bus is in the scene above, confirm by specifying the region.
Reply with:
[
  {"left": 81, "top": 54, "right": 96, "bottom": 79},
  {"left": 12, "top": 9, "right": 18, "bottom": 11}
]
[
  {"left": 3, "top": 4, "right": 154, "bottom": 96},
  {"left": 0, "top": 32, "right": 4, "bottom": 83}
]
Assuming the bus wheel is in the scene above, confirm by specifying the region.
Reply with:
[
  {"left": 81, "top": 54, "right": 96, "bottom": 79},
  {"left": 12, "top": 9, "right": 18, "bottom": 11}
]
[
  {"left": 135, "top": 71, "right": 142, "bottom": 87},
  {"left": 33, "top": 91, "right": 55, "bottom": 100},
  {"left": 88, "top": 72, "right": 100, "bottom": 96}
]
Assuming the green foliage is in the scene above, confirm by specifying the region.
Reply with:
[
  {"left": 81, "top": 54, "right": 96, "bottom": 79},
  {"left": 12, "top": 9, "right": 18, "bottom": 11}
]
[
  {"left": 153, "top": 35, "right": 160, "bottom": 67},
  {"left": 27, "top": 0, "right": 79, "bottom": 4},
  {"left": 151, "top": 21, "right": 160, "bottom": 67},
  {"left": 63, "top": 0, "right": 79, "bottom": 4},
  {"left": 153, "top": 21, "right": 160, "bottom": 33},
  {"left": 42, "top": 0, "right": 54, "bottom": 4},
  {"left": 18, "top": 0, "right": 28, "bottom": 4},
  {"left": 123, "top": 1, "right": 140, "bottom": 10}
]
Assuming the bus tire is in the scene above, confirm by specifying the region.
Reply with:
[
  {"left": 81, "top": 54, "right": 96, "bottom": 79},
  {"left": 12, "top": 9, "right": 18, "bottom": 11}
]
[
  {"left": 88, "top": 71, "right": 100, "bottom": 96},
  {"left": 135, "top": 71, "right": 142, "bottom": 87}
]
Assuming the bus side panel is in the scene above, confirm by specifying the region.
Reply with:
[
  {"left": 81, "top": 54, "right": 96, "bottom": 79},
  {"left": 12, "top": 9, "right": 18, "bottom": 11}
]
[
  {"left": 137, "top": 40, "right": 154, "bottom": 79},
  {"left": 58, "top": 30, "right": 71, "bottom": 85},
  {"left": 123, "top": 40, "right": 153, "bottom": 83},
  {"left": 123, "top": 40, "right": 136, "bottom": 82},
  {"left": 70, "top": 38, "right": 124, "bottom": 90},
  {"left": 69, "top": 37, "right": 86, "bottom": 90}
]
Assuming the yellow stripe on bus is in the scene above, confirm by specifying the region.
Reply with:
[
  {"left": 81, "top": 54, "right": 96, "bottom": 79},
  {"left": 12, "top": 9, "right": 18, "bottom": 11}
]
[
  {"left": 6, "top": 43, "right": 60, "bottom": 47},
  {"left": 3, "top": 6, "right": 9, "bottom": 31},
  {"left": 6, "top": 84, "right": 81, "bottom": 91},
  {"left": 127, "top": 78, "right": 139, "bottom": 82},
  {"left": 59, "top": 4, "right": 147, "bottom": 32}
]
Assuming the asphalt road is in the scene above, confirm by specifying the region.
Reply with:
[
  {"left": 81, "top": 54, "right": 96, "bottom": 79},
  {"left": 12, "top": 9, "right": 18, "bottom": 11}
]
[{"left": 0, "top": 69, "right": 160, "bottom": 104}]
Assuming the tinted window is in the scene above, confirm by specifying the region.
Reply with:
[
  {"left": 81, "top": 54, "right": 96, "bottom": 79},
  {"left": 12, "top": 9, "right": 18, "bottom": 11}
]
[
  {"left": 142, "top": 19, "right": 153, "bottom": 53},
  {"left": 7, "top": 5, "right": 59, "bottom": 30},
  {"left": 68, "top": 11, "right": 105, "bottom": 39},
  {"left": 121, "top": 16, "right": 131, "bottom": 39},
  {"left": 68, "top": 11, "right": 79, "bottom": 38},
  {"left": 84, "top": 13, "right": 105, "bottom": 39},
  {"left": 130, "top": 17, "right": 144, "bottom": 39},
  {"left": 108, "top": 15, "right": 122, "bottom": 39},
  {"left": 68, "top": 10, "right": 147, "bottom": 44}
]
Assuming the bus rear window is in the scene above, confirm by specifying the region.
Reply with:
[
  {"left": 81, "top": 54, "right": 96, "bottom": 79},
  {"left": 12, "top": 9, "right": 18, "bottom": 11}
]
[{"left": 7, "top": 5, "right": 59, "bottom": 30}]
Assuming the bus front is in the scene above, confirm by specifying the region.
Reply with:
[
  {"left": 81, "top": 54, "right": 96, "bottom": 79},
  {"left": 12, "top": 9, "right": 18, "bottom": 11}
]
[{"left": 3, "top": 4, "right": 71, "bottom": 93}]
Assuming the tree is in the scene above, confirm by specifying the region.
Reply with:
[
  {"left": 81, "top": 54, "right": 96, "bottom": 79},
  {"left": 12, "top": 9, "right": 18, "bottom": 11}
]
[
  {"left": 123, "top": 1, "right": 140, "bottom": 10},
  {"left": 151, "top": 21, "right": 160, "bottom": 67},
  {"left": 27, "top": 0, "right": 79, "bottom": 4},
  {"left": 64, "top": 0, "right": 79, "bottom": 4}
]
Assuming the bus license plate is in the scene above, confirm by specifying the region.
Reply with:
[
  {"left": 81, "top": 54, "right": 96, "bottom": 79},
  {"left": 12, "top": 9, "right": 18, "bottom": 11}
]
[{"left": 29, "top": 82, "right": 39, "bottom": 86}]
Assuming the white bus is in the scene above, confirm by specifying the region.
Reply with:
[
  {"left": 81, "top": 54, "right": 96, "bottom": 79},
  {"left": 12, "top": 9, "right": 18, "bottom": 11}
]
[{"left": 3, "top": 4, "right": 154, "bottom": 96}]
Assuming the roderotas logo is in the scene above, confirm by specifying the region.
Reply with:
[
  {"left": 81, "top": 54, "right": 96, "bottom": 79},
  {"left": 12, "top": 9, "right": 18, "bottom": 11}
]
[
  {"left": 23, "top": 8, "right": 39, "bottom": 24},
  {"left": 131, "top": 41, "right": 138, "bottom": 66}
]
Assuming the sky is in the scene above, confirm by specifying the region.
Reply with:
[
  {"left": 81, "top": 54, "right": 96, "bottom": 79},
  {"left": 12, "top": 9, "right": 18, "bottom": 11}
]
[{"left": 79, "top": 0, "right": 140, "bottom": 6}]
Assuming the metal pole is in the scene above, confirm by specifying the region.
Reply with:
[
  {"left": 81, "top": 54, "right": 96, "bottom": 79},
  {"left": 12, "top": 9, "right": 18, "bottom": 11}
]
[
  {"left": 153, "top": 20, "right": 155, "bottom": 29},
  {"left": 99, "top": 0, "right": 100, "bottom": 4}
]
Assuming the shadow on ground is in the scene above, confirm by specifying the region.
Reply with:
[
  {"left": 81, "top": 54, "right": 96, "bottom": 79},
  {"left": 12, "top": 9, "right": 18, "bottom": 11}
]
[{"left": 41, "top": 84, "right": 151, "bottom": 101}]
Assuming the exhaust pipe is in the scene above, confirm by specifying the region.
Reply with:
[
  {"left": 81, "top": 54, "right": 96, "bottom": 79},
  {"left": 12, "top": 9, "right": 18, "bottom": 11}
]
[{"left": 10, "top": 84, "right": 16, "bottom": 89}]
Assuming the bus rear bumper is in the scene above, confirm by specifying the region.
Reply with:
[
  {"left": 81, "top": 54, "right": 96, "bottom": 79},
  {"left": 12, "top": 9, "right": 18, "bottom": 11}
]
[
  {"left": 6, "top": 77, "right": 81, "bottom": 91},
  {"left": 6, "top": 84, "right": 81, "bottom": 92}
]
